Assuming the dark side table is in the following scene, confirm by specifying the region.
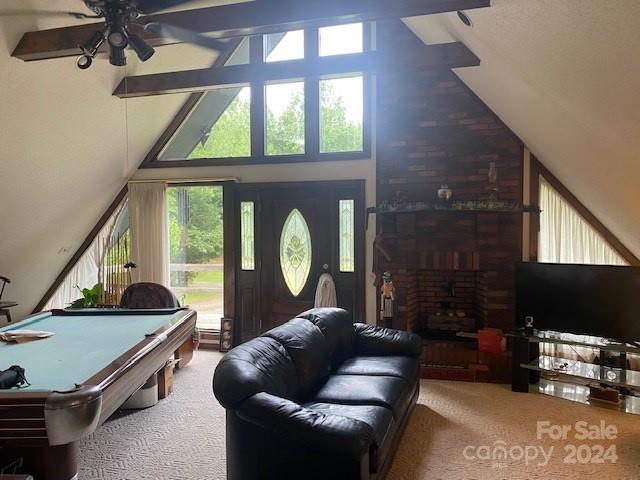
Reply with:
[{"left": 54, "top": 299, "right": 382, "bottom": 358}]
[{"left": 0, "top": 302, "right": 17, "bottom": 323}]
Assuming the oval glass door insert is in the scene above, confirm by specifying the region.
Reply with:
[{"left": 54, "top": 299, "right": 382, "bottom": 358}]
[{"left": 280, "top": 208, "right": 312, "bottom": 297}]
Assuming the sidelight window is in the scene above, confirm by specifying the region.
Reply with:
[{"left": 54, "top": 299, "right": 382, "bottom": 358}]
[
  {"left": 339, "top": 200, "right": 355, "bottom": 272},
  {"left": 240, "top": 202, "right": 255, "bottom": 270}
]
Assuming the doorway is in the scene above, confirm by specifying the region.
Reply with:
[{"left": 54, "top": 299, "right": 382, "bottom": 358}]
[
  {"left": 168, "top": 185, "right": 224, "bottom": 330},
  {"left": 229, "top": 180, "right": 365, "bottom": 344}
]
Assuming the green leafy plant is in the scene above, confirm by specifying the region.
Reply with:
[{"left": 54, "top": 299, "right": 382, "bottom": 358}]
[{"left": 69, "top": 283, "right": 103, "bottom": 309}]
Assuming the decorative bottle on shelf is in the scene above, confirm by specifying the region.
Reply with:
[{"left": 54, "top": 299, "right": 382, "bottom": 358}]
[{"left": 437, "top": 185, "right": 453, "bottom": 204}]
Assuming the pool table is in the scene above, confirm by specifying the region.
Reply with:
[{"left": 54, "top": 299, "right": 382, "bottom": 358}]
[{"left": 0, "top": 307, "right": 197, "bottom": 480}]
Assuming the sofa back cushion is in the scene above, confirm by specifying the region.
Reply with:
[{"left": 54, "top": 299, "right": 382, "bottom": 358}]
[
  {"left": 264, "top": 318, "right": 331, "bottom": 399},
  {"left": 213, "top": 337, "right": 299, "bottom": 409},
  {"left": 297, "top": 308, "right": 355, "bottom": 370}
]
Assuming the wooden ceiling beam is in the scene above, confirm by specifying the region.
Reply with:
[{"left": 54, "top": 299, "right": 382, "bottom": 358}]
[
  {"left": 113, "top": 42, "right": 479, "bottom": 98},
  {"left": 12, "top": 0, "right": 490, "bottom": 62}
]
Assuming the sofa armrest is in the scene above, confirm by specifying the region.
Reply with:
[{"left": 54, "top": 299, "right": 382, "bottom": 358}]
[
  {"left": 353, "top": 323, "right": 423, "bottom": 358},
  {"left": 236, "top": 392, "right": 376, "bottom": 458}
]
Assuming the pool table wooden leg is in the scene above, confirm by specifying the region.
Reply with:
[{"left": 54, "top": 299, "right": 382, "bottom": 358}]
[
  {"left": 174, "top": 336, "right": 195, "bottom": 369},
  {"left": 27, "top": 443, "right": 78, "bottom": 480}
]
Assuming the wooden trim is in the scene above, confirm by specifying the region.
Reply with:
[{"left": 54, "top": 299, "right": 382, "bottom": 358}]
[
  {"left": 528, "top": 156, "right": 541, "bottom": 262},
  {"left": 223, "top": 183, "right": 237, "bottom": 321},
  {"left": 32, "top": 186, "right": 128, "bottom": 313},
  {"left": 12, "top": 0, "right": 491, "bottom": 62},
  {"left": 113, "top": 42, "right": 479, "bottom": 98},
  {"left": 531, "top": 156, "right": 640, "bottom": 266}
]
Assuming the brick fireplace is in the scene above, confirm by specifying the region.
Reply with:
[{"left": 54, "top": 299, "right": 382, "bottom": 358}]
[{"left": 375, "top": 23, "right": 524, "bottom": 381}]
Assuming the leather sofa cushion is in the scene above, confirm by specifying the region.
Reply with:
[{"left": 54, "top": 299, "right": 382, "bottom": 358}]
[
  {"left": 313, "top": 375, "right": 411, "bottom": 419},
  {"left": 297, "top": 308, "right": 355, "bottom": 369},
  {"left": 213, "top": 337, "right": 299, "bottom": 409},
  {"left": 354, "top": 323, "right": 423, "bottom": 358},
  {"left": 303, "top": 402, "right": 395, "bottom": 472},
  {"left": 264, "top": 318, "right": 330, "bottom": 399},
  {"left": 336, "top": 356, "right": 420, "bottom": 385}
]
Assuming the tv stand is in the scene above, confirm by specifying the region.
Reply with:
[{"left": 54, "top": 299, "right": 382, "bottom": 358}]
[{"left": 509, "top": 329, "right": 640, "bottom": 414}]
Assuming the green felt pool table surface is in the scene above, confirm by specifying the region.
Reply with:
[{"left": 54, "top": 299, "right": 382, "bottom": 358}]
[{"left": 0, "top": 308, "right": 190, "bottom": 392}]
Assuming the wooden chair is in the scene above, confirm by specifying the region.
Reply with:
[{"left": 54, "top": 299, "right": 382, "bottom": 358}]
[
  {"left": 0, "top": 276, "right": 17, "bottom": 323},
  {"left": 119, "top": 282, "right": 180, "bottom": 309}
]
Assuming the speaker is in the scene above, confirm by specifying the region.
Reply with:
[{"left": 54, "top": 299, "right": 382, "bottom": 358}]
[{"left": 219, "top": 317, "right": 234, "bottom": 352}]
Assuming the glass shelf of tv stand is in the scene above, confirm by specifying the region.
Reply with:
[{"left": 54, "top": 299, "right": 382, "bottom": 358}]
[
  {"left": 508, "top": 329, "right": 640, "bottom": 355},
  {"left": 521, "top": 355, "right": 640, "bottom": 391}
]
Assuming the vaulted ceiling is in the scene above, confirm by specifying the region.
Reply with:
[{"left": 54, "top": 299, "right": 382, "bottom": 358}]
[
  {"left": 405, "top": 0, "right": 640, "bottom": 258},
  {"left": 0, "top": 0, "right": 638, "bottom": 319}
]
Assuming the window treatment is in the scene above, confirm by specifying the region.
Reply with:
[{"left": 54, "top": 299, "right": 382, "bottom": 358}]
[
  {"left": 537, "top": 177, "right": 637, "bottom": 369},
  {"left": 539, "top": 177, "right": 628, "bottom": 265},
  {"left": 129, "top": 182, "right": 169, "bottom": 286},
  {"left": 43, "top": 202, "right": 126, "bottom": 310}
]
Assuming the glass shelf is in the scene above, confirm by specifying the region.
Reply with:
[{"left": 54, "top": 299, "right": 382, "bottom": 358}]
[
  {"left": 508, "top": 329, "right": 640, "bottom": 355},
  {"left": 521, "top": 355, "right": 640, "bottom": 391},
  {"left": 537, "top": 379, "right": 640, "bottom": 415}
]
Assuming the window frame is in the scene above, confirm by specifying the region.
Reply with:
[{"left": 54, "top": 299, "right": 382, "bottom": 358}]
[{"left": 140, "top": 24, "right": 372, "bottom": 168}]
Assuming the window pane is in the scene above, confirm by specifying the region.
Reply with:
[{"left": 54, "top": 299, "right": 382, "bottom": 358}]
[
  {"left": 339, "top": 200, "right": 355, "bottom": 272},
  {"left": 240, "top": 202, "right": 255, "bottom": 270},
  {"left": 264, "top": 30, "right": 304, "bottom": 62},
  {"left": 157, "top": 38, "right": 251, "bottom": 161},
  {"left": 280, "top": 209, "right": 312, "bottom": 297},
  {"left": 319, "top": 23, "right": 363, "bottom": 56},
  {"left": 187, "top": 87, "right": 251, "bottom": 159},
  {"left": 265, "top": 81, "right": 305, "bottom": 155},
  {"left": 168, "top": 186, "right": 224, "bottom": 329},
  {"left": 320, "top": 76, "right": 364, "bottom": 153}
]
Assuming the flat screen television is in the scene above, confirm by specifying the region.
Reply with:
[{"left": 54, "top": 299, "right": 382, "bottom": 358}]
[{"left": 516, "top": 262, "right": 640, "bottom": 345}]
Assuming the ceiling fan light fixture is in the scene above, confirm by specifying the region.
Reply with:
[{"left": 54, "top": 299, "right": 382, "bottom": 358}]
[
  {"left": 76, "top": 55, "right": 93, "bottom": 70},
  {"left": 107, "top": 29, "right": 128, "bottom": 49},
  {"left": 128, "top": 33, "right": 155, "bottom": 62},
  {"left": 79, "top": 30, "right": 106, "bottom": 57},
  {"left": 109, "top": 45, "right": 127, "bottom": 67}
]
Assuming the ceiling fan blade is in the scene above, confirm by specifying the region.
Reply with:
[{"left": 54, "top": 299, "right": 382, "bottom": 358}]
[
  {"left": 134, "top": 0, "right": 204, "bottom": 15},
  {"left": 0, "top": 9, "right": 99, "bottom": 19},
  {"left": 145, "top": 22, "right": 228, "bottom": 51}
]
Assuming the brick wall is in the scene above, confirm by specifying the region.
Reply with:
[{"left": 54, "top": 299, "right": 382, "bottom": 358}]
[{"left": 375, "top": 23, "right": 523, "bottom": 333}]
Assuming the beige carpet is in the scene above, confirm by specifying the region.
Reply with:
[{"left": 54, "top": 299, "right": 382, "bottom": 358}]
[{"left": 80, "top": 350, "right": 640, "bottom": 479}]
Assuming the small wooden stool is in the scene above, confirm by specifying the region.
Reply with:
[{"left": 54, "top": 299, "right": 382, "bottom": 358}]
[{"left": 0, "top": 302, "right": 17, "bottom": 323}]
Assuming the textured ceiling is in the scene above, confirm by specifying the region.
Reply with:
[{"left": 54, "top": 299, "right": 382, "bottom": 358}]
[{"left": 405, "top": 0, "right": 640, "bottom": 258}]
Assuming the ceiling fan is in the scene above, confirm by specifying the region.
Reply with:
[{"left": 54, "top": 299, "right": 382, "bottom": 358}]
[{"left": 3, "top": 0, "right": 228, "bottom": 70}]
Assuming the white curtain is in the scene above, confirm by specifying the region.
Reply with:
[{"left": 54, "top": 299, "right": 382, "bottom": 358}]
[
  {"left": 129, "top": 182, "right": 169, "bottom": 286},
  {"left": 539, "top": 177, "right": 628, "bottom": 265},
  {"left": 44, "top": 203, "right": 124, "bottom": 310},
  {"left": 538, "top": 177, "right": 636, "bottom": 367}
]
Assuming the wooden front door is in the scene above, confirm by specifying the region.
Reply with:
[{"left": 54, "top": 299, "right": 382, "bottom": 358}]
[{"left": 231, "top": 181, "right": 365, "bottom": 344}]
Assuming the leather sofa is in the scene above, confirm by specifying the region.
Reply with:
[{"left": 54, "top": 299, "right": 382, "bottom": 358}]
[{"left": 213, "top": 308, "right": 423, "bottom": 480}]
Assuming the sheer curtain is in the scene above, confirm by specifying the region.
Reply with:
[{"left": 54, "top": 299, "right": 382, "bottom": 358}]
[
  {"left": 537, "top": 177, "right": 636, "bottom": 368},
  {"left": 539, "top": 177, "right": 627, "bottom": 265},
  {"left": 43, "top": 202, "right": 125, "bottom": 310},
  {"left": 129, "top": 182, "right": 169, "bottom": 286}
]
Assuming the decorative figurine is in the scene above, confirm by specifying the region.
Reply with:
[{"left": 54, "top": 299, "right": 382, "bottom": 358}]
[
  {"left": 437, "top": 185, "right": 453, "bottom": 203},
  {"left": 380, "top": 271, "right": 396, "bottom": 328}
]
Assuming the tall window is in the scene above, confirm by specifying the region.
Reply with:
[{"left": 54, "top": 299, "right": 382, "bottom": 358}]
[
  {"left": 539, "top": 178, "right": 627, "bottom": 265},
  {"left": 149, "top": 23, "right": 369, "bottom": 166},
  {"left": 168, "top": 186, "right": 224, "bottom": 329}
]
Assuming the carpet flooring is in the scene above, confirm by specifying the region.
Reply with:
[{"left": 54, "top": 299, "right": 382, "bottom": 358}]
[{"left": 79, "top": 350, "right": 640, "bottom": 479}]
